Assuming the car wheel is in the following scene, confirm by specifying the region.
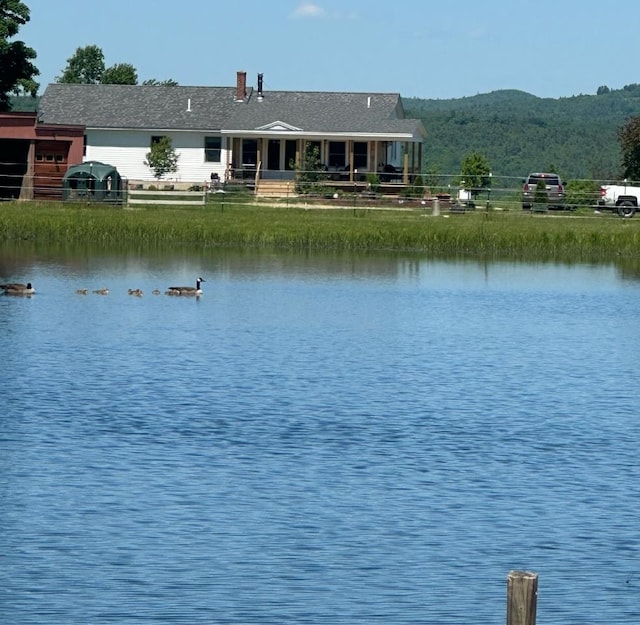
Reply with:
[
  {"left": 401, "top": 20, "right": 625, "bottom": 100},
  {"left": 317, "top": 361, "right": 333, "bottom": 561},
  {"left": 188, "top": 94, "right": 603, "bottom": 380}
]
[{"left": 617, "top": 200, "right": 637, "bottom": 218}]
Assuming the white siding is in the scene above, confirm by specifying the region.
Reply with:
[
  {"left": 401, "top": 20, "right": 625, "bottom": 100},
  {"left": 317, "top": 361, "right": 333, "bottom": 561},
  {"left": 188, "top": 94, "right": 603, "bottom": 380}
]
[{"left": 85, "top": 129, "right": 228, "bottom": 183}]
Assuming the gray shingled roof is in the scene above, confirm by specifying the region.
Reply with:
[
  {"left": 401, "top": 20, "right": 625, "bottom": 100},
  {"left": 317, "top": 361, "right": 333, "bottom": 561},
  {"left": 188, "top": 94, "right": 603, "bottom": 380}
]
[
  {"left": 39, "top": 84, "right": 238, "bottom": 130},
  {"left": 225, "top": 89, "right": 424, "bottom": 138},
  {"left": 38, "top": 83, "right": 425, "bottom": 139}
]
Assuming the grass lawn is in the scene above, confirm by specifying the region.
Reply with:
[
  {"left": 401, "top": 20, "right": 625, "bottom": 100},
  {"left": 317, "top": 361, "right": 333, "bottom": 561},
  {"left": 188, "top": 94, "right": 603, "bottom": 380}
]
[{"left": 0, "top": 199, "right": 639, "bottom": 262}]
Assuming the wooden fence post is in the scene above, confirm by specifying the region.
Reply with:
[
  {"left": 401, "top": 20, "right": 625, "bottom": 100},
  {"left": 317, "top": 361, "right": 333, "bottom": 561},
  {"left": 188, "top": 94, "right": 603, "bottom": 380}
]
[{"left": 507, "top": 570, "right": 538, "bottom": 625}]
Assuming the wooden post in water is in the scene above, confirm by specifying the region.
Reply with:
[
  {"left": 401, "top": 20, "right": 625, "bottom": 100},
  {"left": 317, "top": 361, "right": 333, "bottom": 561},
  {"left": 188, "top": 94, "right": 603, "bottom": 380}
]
[{"left": 507, "top": 570, "right": 538, "bottom": 625}]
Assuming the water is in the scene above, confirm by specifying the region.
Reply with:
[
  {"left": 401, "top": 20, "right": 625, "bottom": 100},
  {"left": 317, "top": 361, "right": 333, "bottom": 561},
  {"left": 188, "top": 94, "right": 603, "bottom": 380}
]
[{"left": 1, "top": 246, "right": 640, "bottom": 625}]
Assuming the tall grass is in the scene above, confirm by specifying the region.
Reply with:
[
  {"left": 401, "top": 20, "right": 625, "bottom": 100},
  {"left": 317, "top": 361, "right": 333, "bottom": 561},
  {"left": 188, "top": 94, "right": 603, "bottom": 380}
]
[{"left": 1, "top": 200, "right": 639, "bottom": 261}]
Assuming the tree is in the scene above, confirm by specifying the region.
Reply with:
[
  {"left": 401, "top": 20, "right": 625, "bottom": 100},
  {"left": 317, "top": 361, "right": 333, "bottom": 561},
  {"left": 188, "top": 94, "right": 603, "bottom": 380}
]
[
  {"left": 565, "top": 179, "right": 600, "bottom": 207},
  {"left": 0, "top": 0, "right": 39, "bottom": 110},
  {"left": 102, "top": 63, "right": 138, "bottom": 85},
  {"left": 618, "top": 116, "right": 640, "bottom": 181},
  {"left": 292, "top": 142, "right": 327, "bottom": 194},
  {"left": 142, "top": 78, "right": 178, "bottom": 86},
  {"left": 459, "top": 151, "right": 492, "bottom": 198},
  {"left": 144, "top": 136, "right": 178, "bottom": 181},
  {"left": 533, "top": 178, "right": 548, "bottom": 210},
  {"left": 57, "top": 45, "right": 105, "bottom": 84}
]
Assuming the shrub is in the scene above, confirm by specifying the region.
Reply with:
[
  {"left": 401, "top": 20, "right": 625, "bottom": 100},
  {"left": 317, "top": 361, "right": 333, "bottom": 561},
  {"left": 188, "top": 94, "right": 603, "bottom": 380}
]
[
  {"left": 565, "top": 179, "right": 600, "bottom": 207},
  {"left": 366, "top": 173, "right": 380, "bottom": 192}
]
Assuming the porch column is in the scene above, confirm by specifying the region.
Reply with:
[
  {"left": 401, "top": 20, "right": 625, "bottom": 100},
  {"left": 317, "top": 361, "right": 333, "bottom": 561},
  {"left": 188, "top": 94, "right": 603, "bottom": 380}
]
[
  {"left": 225, "top": 137, "right": 232, "bottom": 180},
  {"left": 348, "top": 140, "right": 354, "bottom": 181},
  {"left": 257, "top": 139, "right": 263, "bottom": 172},
  {"left": 403, "top": 142, "right": 409, "bottom": 184}
]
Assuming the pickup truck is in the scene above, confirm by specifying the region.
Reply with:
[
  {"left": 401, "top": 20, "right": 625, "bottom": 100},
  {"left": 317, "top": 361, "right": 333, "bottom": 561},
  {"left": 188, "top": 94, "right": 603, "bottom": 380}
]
[{"left": 598, "top": 183, "right": 640, "bottom": 217}]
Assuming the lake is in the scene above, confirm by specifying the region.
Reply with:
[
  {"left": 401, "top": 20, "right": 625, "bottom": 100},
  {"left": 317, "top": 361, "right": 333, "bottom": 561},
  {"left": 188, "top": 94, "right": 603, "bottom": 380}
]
[{"left": 1, "top": 244, "right": 639, "bottom": 625}]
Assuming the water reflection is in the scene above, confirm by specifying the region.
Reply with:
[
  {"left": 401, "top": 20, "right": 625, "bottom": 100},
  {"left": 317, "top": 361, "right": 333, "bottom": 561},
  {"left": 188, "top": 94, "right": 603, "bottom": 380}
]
[{"left": 4, "top": 240, "right": 639, "bottom": 285}]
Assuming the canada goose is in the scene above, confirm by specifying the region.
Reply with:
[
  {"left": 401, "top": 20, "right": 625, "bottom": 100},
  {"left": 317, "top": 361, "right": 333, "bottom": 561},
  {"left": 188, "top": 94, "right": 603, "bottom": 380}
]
[
  {"left": 75, "top": 288, "right": 88, "bottom": 295},
  {"left": 128, "top": 288, "right": 143, "bottom": 296},
  {"left": 92, "top": 288, "right": 109, "bottom": 295},
  {"left": 166, "top": 277, "right": 205, "bottom": 296},
  {"left": 1, "top": 282, "right": 36, "bottom": 295},
  {"left": 152, "top": 289, "right": 161, "bottom": 295}
]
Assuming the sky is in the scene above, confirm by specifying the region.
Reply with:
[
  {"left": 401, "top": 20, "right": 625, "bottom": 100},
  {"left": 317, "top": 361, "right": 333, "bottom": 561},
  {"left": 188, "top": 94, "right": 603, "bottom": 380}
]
[{"left": 17, "top": 0, "right": 640, "bottom": 100}]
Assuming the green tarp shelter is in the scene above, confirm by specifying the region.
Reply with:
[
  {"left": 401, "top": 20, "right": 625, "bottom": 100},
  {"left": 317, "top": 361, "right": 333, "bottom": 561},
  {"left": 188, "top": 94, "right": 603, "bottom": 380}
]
[{"left": 62, "top": 161, "right": 124, "bottom": 203}]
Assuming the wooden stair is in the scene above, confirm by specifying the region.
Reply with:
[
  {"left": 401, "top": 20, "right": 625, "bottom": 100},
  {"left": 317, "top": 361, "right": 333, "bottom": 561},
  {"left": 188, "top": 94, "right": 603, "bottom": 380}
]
[{"left": 255, "top": 179, "right": 296, "bottom": 198}]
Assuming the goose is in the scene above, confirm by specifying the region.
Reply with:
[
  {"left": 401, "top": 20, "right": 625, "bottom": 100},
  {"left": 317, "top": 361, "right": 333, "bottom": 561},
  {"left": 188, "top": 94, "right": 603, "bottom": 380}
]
[
  {"left": 166, "top": 277, "right": 205, "bottom": 296},
  {"left": 1, "top": 282, "right": 36, "bottom": 295},
  {"left": 92, "top": 288, "right": 109, "bottom": 295},
  {"left": 152, "top": 289, "right": 161, "bottom": 295},
  {"left": 128, "top": 288, "right": 143, "bottom": 296},
  {"left": 75, "top": 288, "right": 88, "bottom": 295}
]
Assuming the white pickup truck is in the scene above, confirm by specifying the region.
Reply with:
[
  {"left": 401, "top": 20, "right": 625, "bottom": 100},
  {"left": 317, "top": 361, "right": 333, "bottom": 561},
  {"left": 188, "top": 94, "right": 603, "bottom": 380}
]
[{"left": 598, "top": 183, "right": 640, "bottom": 217}]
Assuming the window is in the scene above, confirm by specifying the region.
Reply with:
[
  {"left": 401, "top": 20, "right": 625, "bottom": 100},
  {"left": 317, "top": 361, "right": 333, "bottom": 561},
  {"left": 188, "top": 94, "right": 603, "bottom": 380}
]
[
  {"left": 328, "top": 141, "right": 346, "bottom": 167},
  {"left": 205, "top": 136, "right": 221, "bottom": 163},
  {"left": 353, "top": 142, "right": 367, "bottom": 169},
  {"left": 241, "top": 139, "right": 258, "bottom": 166}
]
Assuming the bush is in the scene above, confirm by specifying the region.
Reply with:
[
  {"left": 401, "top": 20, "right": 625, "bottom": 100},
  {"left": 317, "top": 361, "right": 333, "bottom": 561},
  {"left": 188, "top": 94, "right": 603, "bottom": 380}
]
[
  {"left": 565, "top": 179, "right": 600, "bottom": 207},
  {"left": 366, "top": 173, "right": 380, "bottom": 192}
]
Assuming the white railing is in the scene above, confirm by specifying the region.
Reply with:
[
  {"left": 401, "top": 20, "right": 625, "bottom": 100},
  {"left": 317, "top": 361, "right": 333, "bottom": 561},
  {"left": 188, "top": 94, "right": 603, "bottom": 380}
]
[{"left": 127, "top": 189, "right": 206, "bottom": 207}]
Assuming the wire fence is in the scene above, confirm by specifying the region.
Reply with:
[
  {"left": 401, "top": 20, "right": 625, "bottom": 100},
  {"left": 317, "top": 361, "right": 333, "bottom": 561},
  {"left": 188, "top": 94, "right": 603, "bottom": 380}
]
[{"left": 0, "top": 162, "right": 624, "bottom": 209}]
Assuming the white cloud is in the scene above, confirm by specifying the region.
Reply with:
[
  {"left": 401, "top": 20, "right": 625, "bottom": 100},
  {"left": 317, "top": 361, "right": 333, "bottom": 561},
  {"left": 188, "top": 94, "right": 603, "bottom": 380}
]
[{"left": 290, "top": 2, "right": 326, "bottom": 19}]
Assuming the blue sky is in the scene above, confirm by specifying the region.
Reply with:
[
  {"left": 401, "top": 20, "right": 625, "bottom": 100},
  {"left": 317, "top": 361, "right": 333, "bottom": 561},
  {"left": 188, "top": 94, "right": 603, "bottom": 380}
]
[{"left": 19, "top": 0, "right": 640, "bottom": 99}]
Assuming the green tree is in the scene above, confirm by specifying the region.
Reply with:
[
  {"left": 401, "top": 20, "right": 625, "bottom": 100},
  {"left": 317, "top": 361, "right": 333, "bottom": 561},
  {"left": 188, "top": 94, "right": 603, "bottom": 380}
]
[
  {"left": 459, "top": 151, "right": 491, "bottom": 197},
  {"left": 57, "top": 45, "right": 105, "bottom": 84},
  {"left": 565, "top": 179, "right": 600, "bottom": 207},
  {"left": 618, "top": 116, "right": 640, "bottom": 181},
  {"left": 102, "top": 63, "right": 138, "bottom": 85},
  {"left": 142, "top": 78, "right": 178, "bottom": 86},
  {"left": 293, "top": 142, "right": 327, "bottom": 194},
  {"left": 533, "top": 178, "right": 548, "bottom": 210},
  {"left": 144, "top": 136, "right": 178, "bottom": 181},
  {"left": 0, "top": 0, "right": 39, "bottom": 110}
]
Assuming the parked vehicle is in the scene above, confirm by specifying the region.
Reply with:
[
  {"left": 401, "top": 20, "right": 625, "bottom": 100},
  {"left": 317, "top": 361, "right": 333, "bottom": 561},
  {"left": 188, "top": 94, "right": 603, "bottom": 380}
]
[
  {"left": 522, "top": 172, "right": 565, "bottom": 210},
  {"left": 598, "top": 182, "right": 640, "bottom": 217}
]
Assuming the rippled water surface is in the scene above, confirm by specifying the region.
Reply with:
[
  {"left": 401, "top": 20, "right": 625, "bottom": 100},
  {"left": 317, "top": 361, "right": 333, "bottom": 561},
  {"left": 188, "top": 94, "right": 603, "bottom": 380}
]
[{"left": 1, "top": 246, "right": 640, "bottom": 625}]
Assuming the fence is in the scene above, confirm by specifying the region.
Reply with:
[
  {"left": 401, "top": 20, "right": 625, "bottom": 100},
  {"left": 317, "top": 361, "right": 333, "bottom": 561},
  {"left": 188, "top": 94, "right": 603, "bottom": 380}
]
[
  {"left": 126, "top": 188, "right": 206, "bottom": 207},
  {"left": 0, "top": 163, "right": 617, "bottom": 209}
]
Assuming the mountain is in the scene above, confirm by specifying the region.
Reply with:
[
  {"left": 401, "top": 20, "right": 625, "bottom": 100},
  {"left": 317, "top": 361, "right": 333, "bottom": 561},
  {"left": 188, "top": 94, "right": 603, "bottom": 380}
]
[{"left": 403, "top": 85, "right": 640, "bottom": 183}]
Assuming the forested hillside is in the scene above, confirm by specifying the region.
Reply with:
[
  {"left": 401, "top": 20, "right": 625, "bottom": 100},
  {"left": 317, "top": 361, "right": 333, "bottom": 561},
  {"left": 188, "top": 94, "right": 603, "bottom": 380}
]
[{"left": 404, "top": 85, "right": 640, "bottom": 184}]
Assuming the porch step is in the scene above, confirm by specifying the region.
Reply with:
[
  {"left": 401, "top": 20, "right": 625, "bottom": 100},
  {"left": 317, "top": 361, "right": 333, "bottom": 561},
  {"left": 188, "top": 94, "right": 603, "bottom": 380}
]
[{"left": 256, "top": 179, "right": 296, "bottom": 198}]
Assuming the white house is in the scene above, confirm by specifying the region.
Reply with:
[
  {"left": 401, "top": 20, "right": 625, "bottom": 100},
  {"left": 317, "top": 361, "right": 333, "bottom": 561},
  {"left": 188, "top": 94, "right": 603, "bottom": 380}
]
[{"left": 38, "top": 71, "right": 427, "bottom": 193}]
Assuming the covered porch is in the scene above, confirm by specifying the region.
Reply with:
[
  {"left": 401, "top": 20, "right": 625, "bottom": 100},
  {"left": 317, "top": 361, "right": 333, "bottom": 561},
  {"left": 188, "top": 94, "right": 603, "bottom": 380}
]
[{"left": 223, "top": 134, "right": 424, "bottom": 195}]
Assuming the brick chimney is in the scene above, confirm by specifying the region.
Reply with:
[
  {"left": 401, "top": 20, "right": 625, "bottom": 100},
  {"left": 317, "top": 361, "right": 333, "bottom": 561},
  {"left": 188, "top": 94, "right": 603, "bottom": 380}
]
[{"left": 235, "top": 71, "right": 247, "bottom": 101}]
